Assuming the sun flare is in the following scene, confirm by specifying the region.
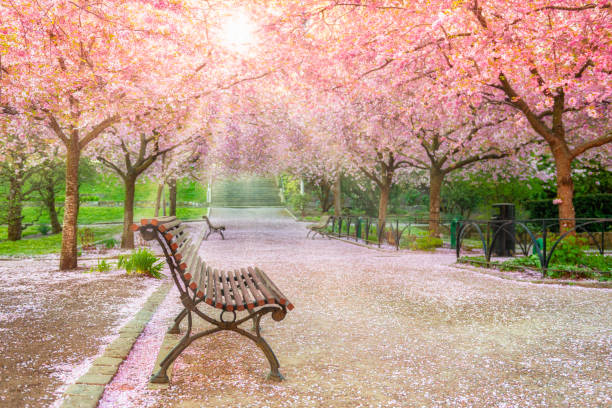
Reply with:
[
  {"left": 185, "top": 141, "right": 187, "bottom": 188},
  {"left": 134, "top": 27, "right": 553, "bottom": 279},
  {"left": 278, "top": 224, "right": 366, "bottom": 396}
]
[{"left": 217, "top": 11, "right": 258, "bottom": 53}]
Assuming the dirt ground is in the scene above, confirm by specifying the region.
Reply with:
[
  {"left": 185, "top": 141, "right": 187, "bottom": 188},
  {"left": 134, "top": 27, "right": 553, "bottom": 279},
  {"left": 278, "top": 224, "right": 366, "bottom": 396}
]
[
  {"left": 98, "top": 208, "right": 611, "bottom": 407},
  {"left": 0, "top": 256, "right": 162, "bottom": 407}
]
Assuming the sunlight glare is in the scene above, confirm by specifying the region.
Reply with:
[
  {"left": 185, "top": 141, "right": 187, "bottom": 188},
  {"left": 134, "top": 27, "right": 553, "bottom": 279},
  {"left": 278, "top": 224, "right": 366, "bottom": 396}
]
[{"left": 218, "top": 11, "right": 258, "bottom": 54}]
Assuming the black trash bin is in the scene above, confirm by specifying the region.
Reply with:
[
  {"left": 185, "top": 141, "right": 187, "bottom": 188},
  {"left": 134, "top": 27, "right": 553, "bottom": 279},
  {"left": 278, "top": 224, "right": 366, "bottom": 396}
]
[{"left": 490, "top": 203, "right": 516, "bottom": 256}]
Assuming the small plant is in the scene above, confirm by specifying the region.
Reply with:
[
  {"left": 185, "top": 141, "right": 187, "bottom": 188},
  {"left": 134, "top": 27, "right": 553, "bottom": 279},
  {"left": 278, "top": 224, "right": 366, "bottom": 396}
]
[
  {"left": 117, "top": 248, "right": 165, "bottom": 279},
  {"left": 412, "top": 235, "right": 443, "bottom": 251},
  {"left": 79, "top": 227, "right": 96, "bottom": 250},
  {"left": 38, "top": 224, "right": 50, "bottom": 236},
  {"left": 500, "top": 255, "right": 541, "bottom": 271},
  {"left": 88, "top": 259, "right": 112, "bottom": 273},
  {"left": 101, "top": 237, "right": 118, "bottom": 249}
]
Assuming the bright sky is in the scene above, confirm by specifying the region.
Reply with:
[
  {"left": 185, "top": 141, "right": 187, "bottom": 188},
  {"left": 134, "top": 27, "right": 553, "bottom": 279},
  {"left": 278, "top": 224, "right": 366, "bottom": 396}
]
[{"left": 217, "top": 10, "right": 258, "bottom": 54}]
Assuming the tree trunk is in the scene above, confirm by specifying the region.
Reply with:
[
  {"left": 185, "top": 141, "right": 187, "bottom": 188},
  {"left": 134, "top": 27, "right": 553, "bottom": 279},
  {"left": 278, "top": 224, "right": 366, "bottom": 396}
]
[
  {"left": 162, "top": 190, "right": 167, "bottom": 216},
  {"left": 60, "top": 143, "right": 80, "bottom": 270},
  {"left": 6, "top": 176, "right": 23, "bottom": 241},
  {"left": 122, "top": 174, "right": 136, "bottom": 249},
  {"left": 45, "top": 185, "right": 62, "bottom": 234},
  {"left": 428, "top": 168, "right": 444, "bottom": 237},
  {"left": 318, "top": 180, "right": 332, "bottom": 213},
  {"left": 333, "top": 175, "right": 342, "bottom": 215},
  {"left": 168, "top": 178, "right": 177, "bottom": 216},
  {"left": 154, "top": 183, "right": 164, "bottom": 217},
  {"left": 553, "top": 151, "right": 576, "bottom": 232},
  {"left": 377, "top": 183, "right": 390, "bottom": 242}
]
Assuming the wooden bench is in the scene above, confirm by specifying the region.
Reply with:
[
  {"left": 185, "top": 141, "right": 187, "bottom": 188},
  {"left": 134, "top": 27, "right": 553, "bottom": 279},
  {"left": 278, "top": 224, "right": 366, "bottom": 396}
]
[
  {"left": 202, "top": 215, "right": 226, "bottom": 240},
  {"left": 306, "top": 215, "right": 331, "bottom": 239},
  {"left": 131, "top": 216, "right": 294, "bottom": 383}
]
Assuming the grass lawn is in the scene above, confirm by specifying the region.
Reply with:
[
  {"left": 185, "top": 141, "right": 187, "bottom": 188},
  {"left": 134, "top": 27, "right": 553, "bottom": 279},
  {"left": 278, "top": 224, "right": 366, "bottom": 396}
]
[
  {"left": 13, "top": 206, "right": 206, "bottom": 228},
  {"left": 0, "top": 225, "right": 122, "bottom": 257}
]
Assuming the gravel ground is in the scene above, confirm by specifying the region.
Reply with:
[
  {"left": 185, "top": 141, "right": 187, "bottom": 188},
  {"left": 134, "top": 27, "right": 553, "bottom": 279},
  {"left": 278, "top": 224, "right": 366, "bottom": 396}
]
[
  {"left": 0, "top": 256, "right": 162, "bottom": 407},
  {"left": 100, "top": 208, "right": 610, "bottom": 407}
]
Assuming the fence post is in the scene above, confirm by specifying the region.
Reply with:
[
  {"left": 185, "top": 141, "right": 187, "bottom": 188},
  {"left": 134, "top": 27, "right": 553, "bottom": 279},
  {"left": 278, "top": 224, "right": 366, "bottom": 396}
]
[
  {"left": 541, "top": 220, "right": 548, "bottom": 275},
  {"left": 450, "top": 218, "right": 458, "bottom": 249},
  {"left": 395, "top": 219, "right": 399, "bottom": 250}
]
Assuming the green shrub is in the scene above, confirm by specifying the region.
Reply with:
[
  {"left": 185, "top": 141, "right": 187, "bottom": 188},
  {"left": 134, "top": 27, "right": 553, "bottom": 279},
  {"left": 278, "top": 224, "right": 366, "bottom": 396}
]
[
  {"left": 117, "top": 248, "right": 165, "bottom": 279},
  {"left": 412, "top": 235, "right": 443, "bottom": 251},
  {"left": 88, "top": 259, "right": 112, "bottom": 273},
  {"left": 500, "top": 255, "right": 541, "bottom": 271},
  {"left": 524, "top": 194, "right": 612, "bottom": 220},
  {"left": 581, "top": 254, "right": 612, "bottom": 273},
  {"left": 38, "top": 224, "right": 50, "bottom": 236},
  {"left": 79, "top": 195, "right": 99, "bottom": 202},
  {"left": 289, "top": 192, "right": 311, "bottom": 216},
  {"left": 550, "top": 235, "right": 589, "bottom": 265}
]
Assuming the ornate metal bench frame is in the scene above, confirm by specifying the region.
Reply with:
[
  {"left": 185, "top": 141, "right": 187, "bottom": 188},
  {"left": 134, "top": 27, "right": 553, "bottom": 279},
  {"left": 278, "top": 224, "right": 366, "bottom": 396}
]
[
  {"left": 134, "top": 219, "right": 292, "bottom": 383},
  {"left": 202, "top": 215, "right": 225, "bottom": 240}
]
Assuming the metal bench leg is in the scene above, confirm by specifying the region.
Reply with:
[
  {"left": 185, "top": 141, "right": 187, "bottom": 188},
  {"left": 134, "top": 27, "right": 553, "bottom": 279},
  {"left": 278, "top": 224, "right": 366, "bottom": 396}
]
[
  {"left": 234, "top": 313, "right": 284, "bottom": 381},
  {"left": 167, "top": 308, "right": 188, "bottom": 334},
  {"left": 151, "top": 311, "right": 223, "bottom": 384}
]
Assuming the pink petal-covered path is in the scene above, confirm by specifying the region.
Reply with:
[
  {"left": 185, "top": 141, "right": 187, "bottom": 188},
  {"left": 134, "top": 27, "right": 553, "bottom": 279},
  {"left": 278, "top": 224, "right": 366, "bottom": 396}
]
[
  {"left": 97, "top": 208, "right": 611, "bottom": 407},
  {"left": 0, "top": 256, "right": 162, "bottom": 407}
]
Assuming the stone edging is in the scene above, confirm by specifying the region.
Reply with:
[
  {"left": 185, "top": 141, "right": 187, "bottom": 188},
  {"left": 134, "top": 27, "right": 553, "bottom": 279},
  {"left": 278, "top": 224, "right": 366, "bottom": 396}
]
[{"left": 59, "top": 282, "right": 172, "bottom": 408}]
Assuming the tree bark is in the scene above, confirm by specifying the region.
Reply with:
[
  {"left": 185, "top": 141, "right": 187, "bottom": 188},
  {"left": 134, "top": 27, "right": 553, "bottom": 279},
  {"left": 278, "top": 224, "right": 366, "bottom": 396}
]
[
  {"left": 428, "top": 167, "right": 444, "bottom": 237},
  {"left": 45, "top": 185, "right": 62, "bottom": 234},
  {"left": 154, "top": 183, "right": 164, "bottom": 217},
  {"left": 552, "top": 149, "right": 576, "bottom": 232},
  {"left": 60, "top": 143, "right": 80, "bottom": 270},
  {"left": 121, "top": 174, "right": 137, "bottom": 249},
  {"left": 333, "top": 175, "right": 342, "bottom": 215},
  {"left": 168, "top": 178, "right": 177, "bottom": 216},
  {"left": 6, "top": 176, "right": 23, "bottom": 241},
  {"left": 377, "top": 183, "right": 390, "bottom": 241},
  {"left": 317, "top": 179, "right": 333, "bottom": 212}
]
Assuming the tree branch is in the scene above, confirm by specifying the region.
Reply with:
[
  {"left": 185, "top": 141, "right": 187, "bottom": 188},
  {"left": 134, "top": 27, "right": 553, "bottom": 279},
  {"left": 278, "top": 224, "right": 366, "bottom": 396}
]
[
  {"left": 570, "top": 134, "right": 612, "bottom": 160},
  {"left": 79, "top": 114, "right": 120, "bottom": 150}
]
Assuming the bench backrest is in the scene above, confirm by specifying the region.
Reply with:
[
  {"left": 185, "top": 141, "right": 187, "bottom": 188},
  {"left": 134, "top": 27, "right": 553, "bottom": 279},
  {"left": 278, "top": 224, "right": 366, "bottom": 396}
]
[
  {"left": 202, "top": 215, "right": 215, "bottom": 228},
  {"left": 131, "top": 216, "right": 293, "bottom": 312},
  {"left": 316, "top": 215, "right": 330, "bottom": 227}
]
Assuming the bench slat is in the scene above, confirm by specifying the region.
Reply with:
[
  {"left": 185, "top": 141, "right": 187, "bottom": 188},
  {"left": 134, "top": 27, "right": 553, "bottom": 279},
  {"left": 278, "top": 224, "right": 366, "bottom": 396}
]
[
  {"left": 221, "top": 270, "right": 235, "bottom": 311},
  {"left": 170, "top": 229, "right": 190, "bottom": 252},
  {"left": 188, "top": 257, "right": 202, "bottom": 290},
  {"left": 248, "top": 267, "right": 275, "bottom": 304},
  {"left": 180, "top": 244, "right": 198, "bottom": 278},
  {"left": 227, "top": 270, "right": 245, "bottom": 311},
  {"left": 213, "top": 269, "right": 223, "bottom": 309},
  {"left": 173, "top": 237, "right": 193, "bottom": 262},
  {"left": 149, "top": 216, "right": 176, "bottom": 226},
  {"left": 205, "top": 266, "right": 214, "bottom": 305},
  {"left": 235, "top": 269, "right": 255, "bottom": 310},
  {"left": 164, "top": 224, "right": 187, "bottom": 243},
  {"left": 157, "top": 218, "right": 182, "bottom": 232},
  {"left": 242, "top": 267, "right": 265, "bottom": 306},
  {"left": 254, "top": 267, "right": 294, "bottom": 310},
  {"left": 195, "top": 262, "right": 208, "bottom": 298}
]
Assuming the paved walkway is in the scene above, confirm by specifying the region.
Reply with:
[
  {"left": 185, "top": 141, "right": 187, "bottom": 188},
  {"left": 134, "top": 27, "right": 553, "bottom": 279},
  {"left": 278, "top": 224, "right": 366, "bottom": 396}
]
[{"left": 100, "top": 208, "right": 611, "bottom": 407}]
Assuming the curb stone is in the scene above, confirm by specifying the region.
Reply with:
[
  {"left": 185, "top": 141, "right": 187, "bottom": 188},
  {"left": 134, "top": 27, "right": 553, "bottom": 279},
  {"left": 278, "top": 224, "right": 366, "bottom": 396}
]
[{"left": 58, "top": 282, "right": 171, "bottom": 408}]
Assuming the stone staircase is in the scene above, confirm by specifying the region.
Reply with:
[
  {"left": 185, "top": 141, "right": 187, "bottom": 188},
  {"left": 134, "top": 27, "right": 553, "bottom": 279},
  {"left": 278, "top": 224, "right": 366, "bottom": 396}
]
[{"left": 210, "top": 177, "right": 282, "bottom": 207}]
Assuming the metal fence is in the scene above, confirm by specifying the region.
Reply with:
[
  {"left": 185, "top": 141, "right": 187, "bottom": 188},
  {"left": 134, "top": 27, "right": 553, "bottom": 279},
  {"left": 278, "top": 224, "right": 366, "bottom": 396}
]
[
  {"left": 327, "top": 215, "right": 456, "bottom": 250},
  {"left": 456, "top": 218, "right": 612, "bottom": 275}
]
